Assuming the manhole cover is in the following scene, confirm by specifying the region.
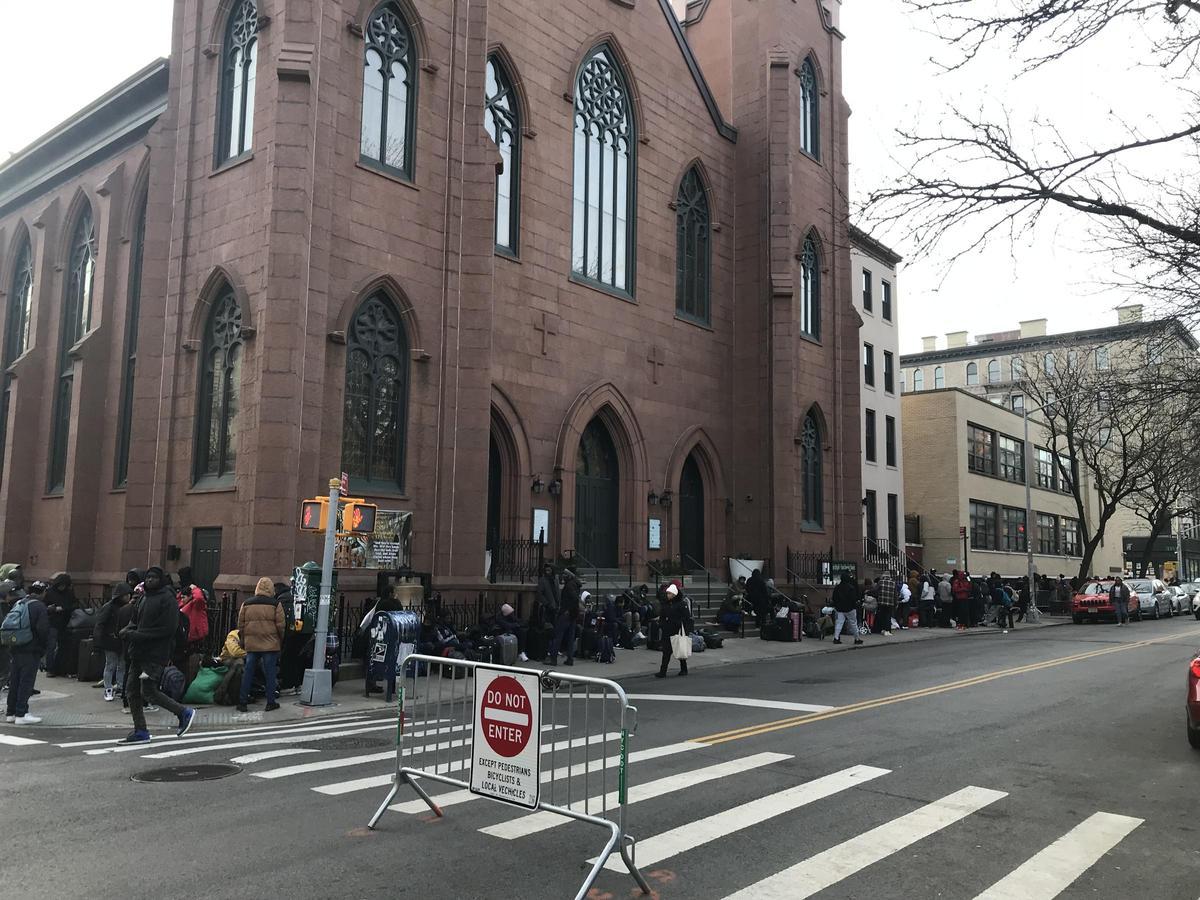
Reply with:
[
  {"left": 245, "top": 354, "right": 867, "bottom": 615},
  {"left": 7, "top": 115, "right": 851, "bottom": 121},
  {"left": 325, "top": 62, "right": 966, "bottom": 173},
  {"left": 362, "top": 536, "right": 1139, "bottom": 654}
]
[{"left": 131, "top": 764, "right": 242, "bottom": 783}]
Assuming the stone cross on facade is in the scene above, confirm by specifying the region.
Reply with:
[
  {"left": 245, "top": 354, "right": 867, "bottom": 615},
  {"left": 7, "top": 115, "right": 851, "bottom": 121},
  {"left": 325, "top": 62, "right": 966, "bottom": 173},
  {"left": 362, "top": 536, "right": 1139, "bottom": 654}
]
[
  {"left": 533, "top": 311, "right": 558, "bottom": 356},
  {"left": 647, "top": 345, "right": 666, "bottom": 384}
]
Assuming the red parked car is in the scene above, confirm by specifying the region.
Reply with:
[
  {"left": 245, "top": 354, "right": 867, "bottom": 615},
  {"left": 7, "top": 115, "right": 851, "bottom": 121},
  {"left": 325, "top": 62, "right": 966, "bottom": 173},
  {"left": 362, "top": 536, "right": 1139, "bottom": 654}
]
[
  {"left": 1187, "top": 654, "right": 1200, "bottom": 749},
  {"left": 1071, "top": 579, "right": 1140, "bottom": 623}
]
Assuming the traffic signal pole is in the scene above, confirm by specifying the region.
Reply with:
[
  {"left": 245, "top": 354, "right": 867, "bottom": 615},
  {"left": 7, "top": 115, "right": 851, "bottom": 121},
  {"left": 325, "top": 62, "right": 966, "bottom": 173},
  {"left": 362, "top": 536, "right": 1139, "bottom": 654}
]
[{"left": 301, "top": 477, "right": 340, "bottom": 707}]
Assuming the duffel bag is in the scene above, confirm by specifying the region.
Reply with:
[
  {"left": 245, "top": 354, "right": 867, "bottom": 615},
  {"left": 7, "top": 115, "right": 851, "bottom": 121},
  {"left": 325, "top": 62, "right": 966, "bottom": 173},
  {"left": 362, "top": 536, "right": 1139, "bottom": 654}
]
[{"left": 183, "top": 664, "right": 227, "bottom": 705}]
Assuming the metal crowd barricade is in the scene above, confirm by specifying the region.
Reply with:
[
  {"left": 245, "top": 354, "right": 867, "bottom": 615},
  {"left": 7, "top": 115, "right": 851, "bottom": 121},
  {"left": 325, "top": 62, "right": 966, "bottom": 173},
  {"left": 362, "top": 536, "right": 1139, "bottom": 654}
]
[{"left": 368, "top": 655, "right": 650, "bottom": 900}]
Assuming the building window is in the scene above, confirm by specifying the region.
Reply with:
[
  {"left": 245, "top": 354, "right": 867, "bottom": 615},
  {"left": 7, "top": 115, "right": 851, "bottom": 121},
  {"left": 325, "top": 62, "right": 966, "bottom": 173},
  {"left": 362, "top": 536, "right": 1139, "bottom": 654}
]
[
  {"left": 115, "top": 190, "right": 147, "bottom": 487},
  {"left": 485, "top": 55, "right": 519, "bottom": 253},
  {"left": 998, "top": 435, "right": 1025, "bottom": 483},
  {"left": 865, "top": 489, "right": 878, "bottom": 543},
  {"left": 1067, "top": 349, "right": 1079, "bottom": 370},
  {"left": 48, "top": 205, "right": 97, "bottom": 492},
  {"left": 217, "top": 0, "right": 258, "bottom": 165},
  {"left": 1037, "top": 512, "right": 1058, "bottom": 555},
  {"left": 194, "top": 288, "right": 242, "bottom": 482},
  {"left": 912, "top": 368, "right": 924, "bottom": 391},
  {"left": 883, "top": 351, "right": 894, "bottom": 393},
  {"left": 881, "top": 280, "right": 892, "bottom": 321},
  {"left": 1098, "top": 425, "right": 1112, "bottom": 447},
  {"left": 1095, "top": 346, "right": 1110, "bottom": 370},
  {"left": 0, "top": 235, "right": 34, "bottom": 485},
  {"left": 1011, "top": 356, "right": 1024, "bottom": 379},
  {"left": 970, "top": 500, "right": 998, "bottom": 551},
  {"left": 674, "top": 166, "right": 711, "bottom": 324},
  {"left": 342, "top": 293, "right": 410, "bottom": 491},
  {"left": 885, "top": 415, "right": 897, "bottom": 467},
  {"left": 987, "top": 359, "right": 1001, "bottom": 383},
  {"left": 360, "top": 2, "right": 417, "bottom": 178},
  {"left": 572, "top": 45, "right": 635, "bottom": 295},
  {"left": 1061, "top": 517, "right": 1081, "bottom": 556},
  {"left": 1056, "top": 453, "right": 1074, "bottom": 494},
  {"left": 934, "top": 366, "right": 944, "bottom": 389},
  {"left": 865, "top": 409, "right": 877, "bottom": 463},
  {"left": 1043, "top": 352, "right": 1055, "bottom": 374},
  {"left": 1097, "top": 391, "right": 1112, "bottom": 413},
  {"left": 967, "top": 423, "right": 994, "bottom": 474},
  {"left": 1002, "top": 506, "right": 1027, "bottom": 552},
  {"left": 887, "top": 493, "right": 899, "bottom": 547},
  {"left": 799, "top": 57, "right": 819, "bottom": 158},
  {"left": 966, "top": 362, "right": 979, "bottom": 386},
  {"left": 1011, "top": 394, "right": 1024, "bottom": 413},
  {"left": 800, "top": 235, "right": 820, "bottom": 338},
  {"left": 861, "top": 269, "right": 872, "bottom": 312},
  {"left": 1035, "top": 447, "right": 1056, "bottom": 490},
  {"left": 801, "top": 411, "right": 823, "bottom": 527},
  {"left": 863, "top": 343, "right": 875, "bottom": 386}
]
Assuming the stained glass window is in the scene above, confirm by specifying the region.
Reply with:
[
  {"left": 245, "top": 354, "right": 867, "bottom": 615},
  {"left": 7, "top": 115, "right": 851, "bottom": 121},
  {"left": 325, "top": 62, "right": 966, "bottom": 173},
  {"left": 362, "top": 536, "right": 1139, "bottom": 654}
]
[
  {"left": 0, "top": 234, "right": 33, "bottom": 483},
  {"left": 675, "top": 167, "right": 710, "bottom": 323},
  {"left": 485, "top": 56, "right": 519, "bottom": 252},
  {"left": 800, "top": 235, "right": 820, "bottom": 339},
  {"left": 360, "top": 2, "right": 416, "bottom": 177},
  {"left": 801, "top": 411, "right": 823, "bottom": 527},
  {"left": 217, "top": 0, "right": 257, "bottom": 164},
  {"left": 799, "top": 58, "right": 819, "bottom": 157},
  {"left": 342, "top": 294, "right": 409, "bottom": 489},
  {"left": 194, "top": 288, "right": 242, "bottom": 480},
  {"left": 115, "top": 190, "right": 147, "bottom": 486}
]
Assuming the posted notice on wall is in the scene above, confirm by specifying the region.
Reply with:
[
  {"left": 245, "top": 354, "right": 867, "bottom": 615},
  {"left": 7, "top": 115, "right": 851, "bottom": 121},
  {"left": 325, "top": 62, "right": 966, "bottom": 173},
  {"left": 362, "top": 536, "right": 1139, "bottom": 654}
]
[{"left": 470, "top": 667, "right": 542, "bottom": 809}]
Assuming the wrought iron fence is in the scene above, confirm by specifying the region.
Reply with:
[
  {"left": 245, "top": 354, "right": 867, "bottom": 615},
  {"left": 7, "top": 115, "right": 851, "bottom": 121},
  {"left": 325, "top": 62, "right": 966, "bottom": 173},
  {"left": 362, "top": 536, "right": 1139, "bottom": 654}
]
[
  {"left": 488, "top": 536, "right": 546, "bottom": 584},
  {"left": 785, "top": 545, "right": 834, "bottom": 583}
]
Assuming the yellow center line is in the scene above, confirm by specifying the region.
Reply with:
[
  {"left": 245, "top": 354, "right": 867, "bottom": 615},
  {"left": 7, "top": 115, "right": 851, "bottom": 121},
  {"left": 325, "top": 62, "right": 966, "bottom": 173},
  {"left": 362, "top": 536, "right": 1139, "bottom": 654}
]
[{"left": 693, "top": 629, "right": 1199, "bottom": 746}]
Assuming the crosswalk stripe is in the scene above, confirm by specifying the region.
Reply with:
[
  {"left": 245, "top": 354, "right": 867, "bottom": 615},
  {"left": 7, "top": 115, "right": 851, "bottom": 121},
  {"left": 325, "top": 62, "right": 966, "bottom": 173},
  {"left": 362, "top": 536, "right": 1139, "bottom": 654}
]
[
  {"left": 79, "top": 716, "right": 402, "bottom": 754},
  {"left": 721, "top": 785, "right": 1009, "bottom": 899},
  {"left": 230, "top": 748, "right": 319, "bottom": 764},
  {"left": 973, "top": 811, "right": 1143, "bottom": 899},
  {"left": 388, "top": 740, "right": 706, "bottom": 815},
  {"left": 627, "top": 694, "right": 836, "bottom": 713},
  {"left": 314, "top": 732, "right": 623, "bottom": 796},
  {"left": 0, "top": 733, "right": 47, "bottom": 747},
  {"left": 481, "top": 751, "right": 792, "bottom": 840},
  {"left": 599, "top": 764, "right": 890, "bottom": 872},
  {"left": 58, "top": 713, "right": 377, "bottom": 748},
  {"left": 137, "top": 722, "right": 401, "bottom": 760}
]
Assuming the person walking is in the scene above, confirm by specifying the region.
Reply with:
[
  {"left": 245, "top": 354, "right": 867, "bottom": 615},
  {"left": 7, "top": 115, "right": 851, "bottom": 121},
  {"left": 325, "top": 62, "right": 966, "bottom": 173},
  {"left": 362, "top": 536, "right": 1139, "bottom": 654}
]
[
  {"left": 831, "top": 572, "right": 863, "bottom": 645},
  {"left": 655, "top": 583, "right": 693, "bottom": 677},
  {"left": 547, "top": 570, "right": 581, "bottom": 667},
  {"left": 93, "top": 583, "right": 132, "bottom": 702},
  {"left": 3, "top": 580, "right": 49, "bottom": 724},
  {"left": 237, "top": 577, "right": 285, "bottom": 713},
  {"left": 42, "top": 572, "right": 78, "bottom": 677},
  {"left": 119, "top": 566, "right": 196, "bottom": 743},
  {"left": 1110, "top": 576, "right": 1131, "bottom": 626}
]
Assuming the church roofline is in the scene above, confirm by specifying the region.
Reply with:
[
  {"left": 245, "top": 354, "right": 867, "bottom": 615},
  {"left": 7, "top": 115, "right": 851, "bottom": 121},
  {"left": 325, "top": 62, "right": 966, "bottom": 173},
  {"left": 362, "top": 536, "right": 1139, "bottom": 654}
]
[
  {"left": 655, "top": 0, "right": 737, "bottom": 142},
  {"left": 0, "top": 58, "right": 169, "bottom": 218}
]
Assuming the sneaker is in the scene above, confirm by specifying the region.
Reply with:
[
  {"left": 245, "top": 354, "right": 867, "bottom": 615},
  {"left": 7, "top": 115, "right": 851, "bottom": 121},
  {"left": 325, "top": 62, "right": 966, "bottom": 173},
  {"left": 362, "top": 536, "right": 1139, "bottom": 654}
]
[
  {"left": 853, "top": 638, "right": 863, "bottom": 645},
  {"left": 176, "top": 708, "right": 196, "bottom": 737},
  {"left": 883, "top": 631, "right": 893, "bottom": 636},
  {"left": 635, "top": 631, "right": 645, "bottom": 640},
  {"left": 518, "top": 652, "right": 529, "bottom": 662},
  {"left": 654, "top": 672, "right": 667, "bottom": 679},
  {"left": 92, "top": 680, "right": 105, "bottom": 689},
  {"left": 236, "top": 704, "right": 249, "bottom": 713},
  {"left": 14, "top": 714, "right": 42, "bottom": 725},
  {"left": 30, "top": 689, "right": 39, "bottom": 695},
  {"left": 103, "top": 688, "right": 114, "bottom": 702},
  {"left": 4, "top": 715, "right": 14, "bottom": 723},
  {"left": 832, "top": 639, "right": 842, "bottom": 644},
  {"left": 119, "top": 729, "right": 151, "bottom": 744},
  {"left": 264, "top": 702, "right": 280, "bottom": 712},
  {"left": 143, "top": 704, "right": 159, "bottom": 713}
]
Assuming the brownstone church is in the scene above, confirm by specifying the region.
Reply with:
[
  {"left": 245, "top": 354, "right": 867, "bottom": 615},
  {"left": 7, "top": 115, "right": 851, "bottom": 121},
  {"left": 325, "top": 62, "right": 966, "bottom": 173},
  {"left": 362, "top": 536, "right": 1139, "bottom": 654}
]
[{"left": 0, "top": 0, "right": 861, "bottom": 597}]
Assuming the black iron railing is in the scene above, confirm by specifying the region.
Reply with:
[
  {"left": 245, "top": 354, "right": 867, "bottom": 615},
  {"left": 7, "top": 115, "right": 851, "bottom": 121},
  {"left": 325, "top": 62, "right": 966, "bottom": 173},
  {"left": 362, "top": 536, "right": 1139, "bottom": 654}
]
[
  {"left": 488, "top": 534, "right": 546, "bottom": 584},
  {"left": 786, "top": 545, "right": 834, "bottom": 582}
]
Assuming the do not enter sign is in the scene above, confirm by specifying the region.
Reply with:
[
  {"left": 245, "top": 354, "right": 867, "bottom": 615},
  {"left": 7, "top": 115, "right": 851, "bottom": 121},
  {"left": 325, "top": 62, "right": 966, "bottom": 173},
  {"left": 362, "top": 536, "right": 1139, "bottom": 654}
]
[{"left": 471, "top": 667, "right": 541, "bottom": 808}]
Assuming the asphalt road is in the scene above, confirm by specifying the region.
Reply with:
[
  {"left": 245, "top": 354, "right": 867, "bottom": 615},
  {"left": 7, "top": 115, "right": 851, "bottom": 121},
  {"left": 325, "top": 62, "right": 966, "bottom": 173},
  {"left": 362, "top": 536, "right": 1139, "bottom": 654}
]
[{"left": 3, "top": 617, "right": 1199, "bottom": 899}]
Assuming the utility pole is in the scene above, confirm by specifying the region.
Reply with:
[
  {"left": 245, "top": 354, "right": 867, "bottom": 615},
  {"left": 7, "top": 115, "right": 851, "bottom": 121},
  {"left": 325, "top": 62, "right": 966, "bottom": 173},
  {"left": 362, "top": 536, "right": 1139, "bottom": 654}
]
[{"left": 301, "top": 476, "right": 340, "bottom": 706}]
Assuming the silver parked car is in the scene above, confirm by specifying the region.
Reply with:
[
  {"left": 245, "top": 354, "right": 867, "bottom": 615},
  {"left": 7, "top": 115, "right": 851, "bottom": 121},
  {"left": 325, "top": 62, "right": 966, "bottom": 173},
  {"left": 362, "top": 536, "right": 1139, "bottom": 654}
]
[
  {"left": 1128, "top": 578, "right": 1173, "bottom": 619},
  {"left": 1167, "top": 585, "right": 1192, "bottom": 616}
]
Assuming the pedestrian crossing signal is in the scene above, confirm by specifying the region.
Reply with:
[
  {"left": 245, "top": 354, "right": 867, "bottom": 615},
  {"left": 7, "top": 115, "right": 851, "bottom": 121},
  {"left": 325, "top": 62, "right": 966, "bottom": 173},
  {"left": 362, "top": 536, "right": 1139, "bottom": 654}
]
[
  {"left": 300, "top": 499, "right": 328, "bottom": 532},
  {"left": 342, "top": 500, "right": 377, "bottom": 534}
]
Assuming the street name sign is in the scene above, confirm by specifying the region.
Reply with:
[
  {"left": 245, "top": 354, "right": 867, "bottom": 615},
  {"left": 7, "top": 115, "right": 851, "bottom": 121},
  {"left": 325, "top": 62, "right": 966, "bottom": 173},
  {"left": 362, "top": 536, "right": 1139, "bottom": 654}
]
[{"left": 470, "top": 668, "right": 541, "bottom": 809}]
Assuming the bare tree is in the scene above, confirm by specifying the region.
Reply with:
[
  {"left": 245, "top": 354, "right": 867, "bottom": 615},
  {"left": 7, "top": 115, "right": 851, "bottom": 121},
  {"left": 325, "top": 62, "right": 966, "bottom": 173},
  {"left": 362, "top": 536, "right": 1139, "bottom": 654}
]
[{"left": 864, "top": 1, "right": 1200, "bottom": 318}]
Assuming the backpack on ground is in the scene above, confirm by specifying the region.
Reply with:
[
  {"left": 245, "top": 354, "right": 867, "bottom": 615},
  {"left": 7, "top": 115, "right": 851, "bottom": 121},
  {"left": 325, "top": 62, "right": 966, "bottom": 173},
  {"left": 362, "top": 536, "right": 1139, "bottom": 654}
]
[
  {"left": 597, "top": 635, "right": 615, "bottom": 663},
  {"left": 690, "top": 633, "right": 706, "bottom": 653},
  {"left": 0, "top": 598, "right": 33, "bottom": 648},
  {"left": 701, "top": 628, "right": 725, "bottom": 650}
]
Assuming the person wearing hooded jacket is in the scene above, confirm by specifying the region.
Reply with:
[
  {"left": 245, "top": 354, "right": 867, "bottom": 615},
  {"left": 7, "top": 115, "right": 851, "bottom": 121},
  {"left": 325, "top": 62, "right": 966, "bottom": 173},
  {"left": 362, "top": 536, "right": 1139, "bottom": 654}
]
[
  {"left": 655, "top": 583, "right": 693, "bottom": 677},
  {"left": 93, "top": 583, "right": 132, "bottom": 701},
  {"left": 119, "top": 566, "right": 196, "bottom": 743},
  {"left": 237, "top": 577, "right": 285, "bottom": 713},
  {"left": 831, "top": 571, "right": 864, "bottom": 645},
  {"left": 42, "top": 572, "right": 78, "bottom": 677},
  {"left": 547, "top": 570, "right": 581, "bottom": 666}
]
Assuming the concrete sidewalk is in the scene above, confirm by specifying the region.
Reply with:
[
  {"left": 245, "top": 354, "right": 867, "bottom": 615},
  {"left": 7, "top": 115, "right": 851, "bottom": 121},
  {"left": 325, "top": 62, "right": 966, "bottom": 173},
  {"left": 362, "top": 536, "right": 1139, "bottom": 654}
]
[{"left": 9, "top": 616, "right": 1070, "bottom": 731}]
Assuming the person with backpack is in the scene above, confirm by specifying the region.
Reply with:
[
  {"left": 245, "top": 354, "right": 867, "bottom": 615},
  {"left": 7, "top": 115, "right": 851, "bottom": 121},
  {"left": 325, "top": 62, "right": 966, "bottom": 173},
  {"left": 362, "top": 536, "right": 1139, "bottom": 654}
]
[
  {"left": 831, "top": 571, "right": 863, "bottom": 645},
  {"left": 93, "top": 583, "right": 132, "bottom": 702},
  {"left": 0, "top": 580, "right": 16, "bottom": 693},
  {"left": 236, "top": 577, "right": 285, "bottom": 713},
  {"left": 655, "top": 583, "right": 693, "bottom": 677},
  {"left": 119, "top": 566, "right": 196, "bottom": 743},
  {"left": 3, "top": 580, "right": 49, "bottom": 724}
]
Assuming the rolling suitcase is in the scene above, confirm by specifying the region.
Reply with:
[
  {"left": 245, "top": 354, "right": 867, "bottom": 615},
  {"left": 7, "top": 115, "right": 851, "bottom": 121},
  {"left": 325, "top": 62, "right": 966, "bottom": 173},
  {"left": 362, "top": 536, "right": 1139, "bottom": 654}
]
[
  {"left": 496, "top": 633, "right": 519, "bottom": 666},
  {"left": 76, "top": 638, "right": 105, "bottom": 683}
]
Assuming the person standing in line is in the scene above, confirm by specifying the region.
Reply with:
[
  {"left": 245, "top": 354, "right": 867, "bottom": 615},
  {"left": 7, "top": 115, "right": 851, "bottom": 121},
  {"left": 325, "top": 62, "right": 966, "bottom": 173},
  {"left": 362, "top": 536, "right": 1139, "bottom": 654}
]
[
  {"left": 655, "top": 583, "right": 693, "bottom": 677},
  {"left": 831, "top": 572, "right": 864, "bottom": 645},
  {"left": 237, "top": 577, "right": 285, "bottom": 713},
  {"left": 119, "top": 566, "right": 196, "bottom": 743},
  {"left": 876, "top": 572, "right": 898, "bottom": 636},
  {"left": 42, "top": 572, "right": 78, "bottom": 677},
  {"left": 547, "top": 570, "right": 581, "bottom": 667},
  {"left": 951, "top": 570, "right": 971, "bottom": 631},
  {"left": 919, "top": 576, "right": 936, "bottom": 627},
  {"left": 1110, "top": 576, "right": 1131, "bottom": 626},
  {"left": 897, "top": 577, "right": 912, "bottom": 629},
  {"left": 0, "top": 580, "right": 17, "bottom": 693},
  {"left": 535, "top": 563, "right": 561, "bottom": 629},
  {"left": 4, "top": 581, "right": 49, "bottom": 724},
  {"left": 936, "top": 573, "right": 953, "bottom": 627},
  {"left": 93, "top": 583, "right": 132, "bottom": 702},
  {"left": 745, "top": 569, "right": 770, "bottom": 631}
]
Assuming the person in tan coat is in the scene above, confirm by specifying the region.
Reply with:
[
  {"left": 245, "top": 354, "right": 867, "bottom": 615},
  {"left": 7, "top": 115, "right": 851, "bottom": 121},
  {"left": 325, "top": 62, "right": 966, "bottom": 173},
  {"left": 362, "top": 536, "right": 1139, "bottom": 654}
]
[{"left": 236, "top": 577, "right": 285, "bottom": 712}]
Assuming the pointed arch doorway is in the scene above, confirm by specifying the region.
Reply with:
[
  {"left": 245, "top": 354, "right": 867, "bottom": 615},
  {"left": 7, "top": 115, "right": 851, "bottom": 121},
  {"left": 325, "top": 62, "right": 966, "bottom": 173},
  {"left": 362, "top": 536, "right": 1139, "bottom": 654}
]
[
  {"left": 575, "top": 418, "right": 619, "bottom": 568},
  {"left": 679, "top": 453, "right": 705, "bottom": 568}
]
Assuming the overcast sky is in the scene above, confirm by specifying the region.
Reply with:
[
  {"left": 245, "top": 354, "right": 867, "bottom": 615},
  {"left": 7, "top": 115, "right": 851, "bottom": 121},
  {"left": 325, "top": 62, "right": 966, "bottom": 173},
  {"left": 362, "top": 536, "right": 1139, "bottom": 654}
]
[{"left": 0, "top": 2, "right": 1183, "bottom": 354}]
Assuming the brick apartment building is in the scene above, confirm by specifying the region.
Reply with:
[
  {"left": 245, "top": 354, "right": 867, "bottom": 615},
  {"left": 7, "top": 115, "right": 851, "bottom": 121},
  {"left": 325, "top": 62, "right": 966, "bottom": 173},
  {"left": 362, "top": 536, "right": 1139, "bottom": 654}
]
[{"left": 0, "top": 0, "right": 861, "bottom": 597}]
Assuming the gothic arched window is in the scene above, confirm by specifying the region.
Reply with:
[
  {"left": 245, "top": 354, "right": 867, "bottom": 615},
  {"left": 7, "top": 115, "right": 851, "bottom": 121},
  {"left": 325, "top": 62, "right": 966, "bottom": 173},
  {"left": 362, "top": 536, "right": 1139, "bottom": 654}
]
[
  {"left": 360, "top": 2, "right": 416, "bottom": 177},
  {"left": 194, "top": 288, "right": 242, "bottom": 481},
  {"left": 342, "top": 294, "right": 410, "bottom": 490},
  {"left": 485, "top": 55, "right": 519, "bottom": 253},
  {"left": 800, "top": 234, "right": 820, "bottom": 339},
  {"left": 675, "top": 166, "right": 710, "bottom": 324},
  {"left": 48, "top": 206, "right": 97, "bottom": 492},
  {"left": 799, "top": 57, "right": 819, "bottom": 158},
  {"left": 571, "top": 45, "right": 635, "bottom": 295},
  {"left": 801, "top": 411, "right": 823, "bottom": 528},
  {"left": 217, "top": 0, "right": 258, "bottom": 165},
  {"left": 115, "top": 190, "right": 147, "bottom": 486},
  {"left": 0, "top": 235, "right": 34, "bottom": 483}
]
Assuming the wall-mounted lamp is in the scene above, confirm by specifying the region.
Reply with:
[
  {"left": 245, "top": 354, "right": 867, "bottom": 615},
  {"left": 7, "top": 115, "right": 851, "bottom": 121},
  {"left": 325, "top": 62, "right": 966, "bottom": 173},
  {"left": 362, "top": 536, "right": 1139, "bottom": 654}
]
[
  {"left": 548, "top": 478, "right": 563, "bottom": 496},
  {"left": 531, "top": 475, "right": 545, "bottom": 494},
  {"left": 648, "top": 490, "right": 659, "bottom": 506},
  {"left": 659, "top": 490, "right": 673, "bottom": 508}
]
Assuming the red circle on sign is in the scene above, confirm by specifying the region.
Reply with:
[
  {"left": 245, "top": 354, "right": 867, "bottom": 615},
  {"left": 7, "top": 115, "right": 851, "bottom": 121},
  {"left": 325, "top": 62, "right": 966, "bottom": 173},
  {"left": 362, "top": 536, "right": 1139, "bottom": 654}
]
[{"left": 480, "top": 675, "right": 533, "bottom": 758}]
